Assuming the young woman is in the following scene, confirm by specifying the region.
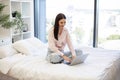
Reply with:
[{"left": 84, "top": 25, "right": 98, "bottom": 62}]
[{"left": 46, "top": 13, "right": 82, "bottom": 64}]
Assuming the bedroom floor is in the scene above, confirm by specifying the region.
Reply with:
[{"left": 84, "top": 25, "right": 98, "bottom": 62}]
[
  {"left": 116, "top": 69, "right": 120, "bottom": 80},
  {"left": 0, "top": 73, "right": 17, "bottom": 80}
]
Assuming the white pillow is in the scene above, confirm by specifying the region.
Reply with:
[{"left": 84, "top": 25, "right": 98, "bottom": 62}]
[
  {"left": 0, "top": 45, "right": 18, "bottom": 59},
  {"left": 25, "top": 37, "right": 47, "bottom": 49},
  {"left": 12, "top": 39, "right": 47, "bottom": 58},
  {"left": 25, "top": 37, "right": 48, "bottom": 57},
  {"left": 12, "top": 40, "right": 39, "bottom": 55}
]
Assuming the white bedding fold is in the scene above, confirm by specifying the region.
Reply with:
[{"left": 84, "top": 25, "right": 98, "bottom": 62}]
[{"left": 0, "top": 54, "right": 26, "bottom": 74}]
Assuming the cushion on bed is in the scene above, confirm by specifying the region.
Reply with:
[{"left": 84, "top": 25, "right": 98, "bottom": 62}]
[
  {"left": 25, "top": 37, "right": 47, "bottom": 49},
  {"left": 12, "top": 38, "right": 47, "bottom": 58},
  {"left": 26, "top": 37, "right": 48, "bottom": 57},
  {"left": 12, "top": 40, "right": 40, "bottom": 55},
  {"left": 0, "top": 45, "right": 18, "bottom": 59}
]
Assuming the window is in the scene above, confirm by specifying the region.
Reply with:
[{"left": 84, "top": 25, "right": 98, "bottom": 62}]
[
  {"left": 98, "top": 0, "right": 120, "bottom": 50},
  {"left": 34, "top": 0, "right": 120, "bottom": 50},
  {"left": 46, "top": 0, "right": 94, "bottom": 47}
]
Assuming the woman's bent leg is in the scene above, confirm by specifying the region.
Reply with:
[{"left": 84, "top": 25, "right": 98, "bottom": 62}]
[
  {"left": 46, "top": 52, "right": 63, "bottom": 63},
  {"left": 50, "top": 53, "right": 63, "bottom": 63}
]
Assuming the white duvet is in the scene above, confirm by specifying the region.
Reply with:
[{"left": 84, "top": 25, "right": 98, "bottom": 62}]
[{"left": 0, "top": 47, "right": 120, "bottom": 80}]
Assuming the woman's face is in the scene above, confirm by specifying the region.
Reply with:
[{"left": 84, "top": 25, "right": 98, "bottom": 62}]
[{"left": 58, "top": 19, "right": 66, "bottom": 28}]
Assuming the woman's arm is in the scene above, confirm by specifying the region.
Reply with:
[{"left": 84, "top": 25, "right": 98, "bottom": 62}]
[{"left": 66, "top": 31, "right": 76, "bottom": 57}]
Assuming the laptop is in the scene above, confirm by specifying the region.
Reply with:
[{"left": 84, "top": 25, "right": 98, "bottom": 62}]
[{"left": 69, "top": 54, "right": 89, "bottom": 66}]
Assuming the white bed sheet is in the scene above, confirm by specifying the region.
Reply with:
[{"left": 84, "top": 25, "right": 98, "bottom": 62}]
[{"left": 0, "top": 47, "right": 120, "bottom": 80}]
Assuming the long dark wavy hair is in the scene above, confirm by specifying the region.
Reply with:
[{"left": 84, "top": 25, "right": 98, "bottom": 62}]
[{"left": 54, "top": 13, "right": 66, "bottom": 40}]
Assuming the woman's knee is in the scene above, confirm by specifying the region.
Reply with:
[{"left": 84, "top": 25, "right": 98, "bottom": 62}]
[{"left": 49, "top": 53, "right": 63, "bottom": 63}]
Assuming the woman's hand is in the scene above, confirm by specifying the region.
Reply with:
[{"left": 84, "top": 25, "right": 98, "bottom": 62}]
[{"left": 62, "top": 55, "right": 72, "bottom": 62}]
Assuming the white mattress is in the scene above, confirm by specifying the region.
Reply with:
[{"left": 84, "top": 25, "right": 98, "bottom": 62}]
[{"left": 0, "top": 47, "right": 120, "bottom": 80}]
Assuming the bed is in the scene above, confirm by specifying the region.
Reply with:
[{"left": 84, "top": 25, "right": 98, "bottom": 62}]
[{"left": 0, "top": 37, "right": 120, "bottom": 80}]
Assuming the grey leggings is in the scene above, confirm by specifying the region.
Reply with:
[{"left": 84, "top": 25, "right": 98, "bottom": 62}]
[{"left": 46, "top": 48, "right": 83, "bottom": 63}]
